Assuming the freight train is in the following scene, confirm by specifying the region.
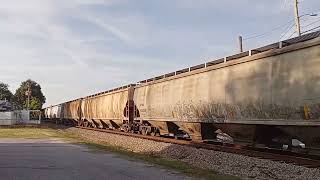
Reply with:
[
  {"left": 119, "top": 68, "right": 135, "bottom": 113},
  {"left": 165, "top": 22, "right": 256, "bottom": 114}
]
[{"left": 44, "top": 31, "right": 320, "bottom": 149}]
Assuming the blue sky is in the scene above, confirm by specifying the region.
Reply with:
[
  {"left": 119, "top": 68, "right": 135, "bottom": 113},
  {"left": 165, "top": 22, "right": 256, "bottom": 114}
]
[{"left": 0, "top": 0, "right": 320, "bottom": 106}]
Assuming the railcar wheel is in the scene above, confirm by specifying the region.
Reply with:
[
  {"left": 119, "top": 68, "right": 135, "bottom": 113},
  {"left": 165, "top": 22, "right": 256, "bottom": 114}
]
[
  {"left": 150, "top": 128, "right": 160, "bottom": 136},
  {"left": 150, "top": 129, "right": 157, "bottom": 136},
  {"left": 141, "top": 129, "right": 147, "bottom": 135},
  {"left": 122, "top": 124, "right": 130, "bottom": 132}
]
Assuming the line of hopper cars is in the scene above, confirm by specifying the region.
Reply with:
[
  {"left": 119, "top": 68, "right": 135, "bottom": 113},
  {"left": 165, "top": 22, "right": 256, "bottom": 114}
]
[{"left": 44, "top": 31, "right": 320, "bottom": 149}]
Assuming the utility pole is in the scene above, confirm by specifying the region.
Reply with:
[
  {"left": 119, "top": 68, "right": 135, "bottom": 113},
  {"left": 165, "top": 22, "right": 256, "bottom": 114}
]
[
  {"left": 294, "top": 0, "right": 301, "bottom": 36},
  {"left": 25, "top": 82, "right": 31, "bottom": 110},
  {"left": 238, "top": 36, "right": 243, "bottom": 53}
]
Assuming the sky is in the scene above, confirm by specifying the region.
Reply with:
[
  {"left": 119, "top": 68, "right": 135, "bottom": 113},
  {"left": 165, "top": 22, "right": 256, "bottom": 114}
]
[{"left": 0, "top": 0, "right": 320, "bottom": 106}]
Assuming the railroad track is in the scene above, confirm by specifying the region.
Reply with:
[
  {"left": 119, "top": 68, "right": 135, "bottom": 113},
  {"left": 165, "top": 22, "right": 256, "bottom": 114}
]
[{"left": 76, "top": 126, "right": 320, "bottom": 168}]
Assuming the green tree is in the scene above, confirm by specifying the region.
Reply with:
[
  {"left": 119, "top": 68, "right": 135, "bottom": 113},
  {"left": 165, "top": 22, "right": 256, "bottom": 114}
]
[
  {"left": 13, "top": 79, "right": 46, "bottom": 110},
  {"left": 29, "top": 97, "right": 42, "bottom": 110},
  {"left": 0, "top": 82, "right": 13, "bottom": 101}
]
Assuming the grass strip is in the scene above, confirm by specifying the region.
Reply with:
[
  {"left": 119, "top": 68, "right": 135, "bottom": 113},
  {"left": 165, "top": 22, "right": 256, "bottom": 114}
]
[{"left": 0, "top": 127, "right": 241, "bottom": 180}]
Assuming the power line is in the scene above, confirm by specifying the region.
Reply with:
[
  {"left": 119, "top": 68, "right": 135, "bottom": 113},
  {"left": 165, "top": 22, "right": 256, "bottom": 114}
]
[
  {"left": 278, "top": 16, "right": 320, "bottom": 41},
  {"left": 287, "top": 30, "right": 297, "bottom": 39},
  {"left": 243, "top": 19, "right": 294, "bottom": 41},
  {"left": 281, "top": 0, "right": 289, "bottom": 9},
  {"left": 301, "top": 8, "right": 320, "bottom": 16},
  {"left": 279, "top": 16, "right": 312, "bottom": 40},
  {"left": 243, "top": 14, "right": 318, "bottom": 41},
  {"left": 279, "top": 23, "right": 296, "bottom": 40},
  {"left": 302, "top": 17, "right": 320, "bottom": 28},
  {"left": 302, "top": 25, "right": 320, "bottom": 34},
  {"left": 240, "top": 7, "right": 320, "bottom": 47}
]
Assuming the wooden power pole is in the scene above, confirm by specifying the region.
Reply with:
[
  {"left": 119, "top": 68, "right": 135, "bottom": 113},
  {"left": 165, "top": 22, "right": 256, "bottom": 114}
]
[
  {"left": 294, "top": 0, "right": 301, "bottom": 36},
  {"left": 25, "top": 82, "right": 31, "bottom": 110}
]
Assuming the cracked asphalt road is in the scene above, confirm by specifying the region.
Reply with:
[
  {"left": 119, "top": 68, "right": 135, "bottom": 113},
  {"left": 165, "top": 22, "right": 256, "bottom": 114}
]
[{"left": 0, "top": 139, "right": 189, "bottom": 180}]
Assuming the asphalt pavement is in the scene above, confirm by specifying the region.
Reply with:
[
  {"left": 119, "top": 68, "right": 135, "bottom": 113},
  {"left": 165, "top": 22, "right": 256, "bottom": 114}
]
[{"left": 0, "top": 138, "right": 189, "bottom": 180}]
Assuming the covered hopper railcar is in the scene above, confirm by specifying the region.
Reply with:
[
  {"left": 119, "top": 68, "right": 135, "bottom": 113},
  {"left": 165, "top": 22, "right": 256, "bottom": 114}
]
[
  {"left": 44, "top": 31, "right": 320, "bottom": 148},
  {"left": 60, "top": 99, "right": 82, "bottom": 124},
  {"left": 43, "top": 104, "right": 62, "bottom": 120},
  {"left": 79, "top": 85, "right": 135, "bottom": 130},
  {"left": 132, "top": 32, "right": 320, "bottom": 147}
]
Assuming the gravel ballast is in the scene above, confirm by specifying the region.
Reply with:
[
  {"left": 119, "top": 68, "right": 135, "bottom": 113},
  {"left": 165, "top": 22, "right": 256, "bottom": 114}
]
[{"left": 65, "top": 127, "right": 320, "bottom": 180}]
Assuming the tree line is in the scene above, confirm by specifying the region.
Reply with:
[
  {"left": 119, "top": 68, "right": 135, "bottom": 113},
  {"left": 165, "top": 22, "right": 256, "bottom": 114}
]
[{"left": 0, "top": 79, "right": 46, "bottom": 110}]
